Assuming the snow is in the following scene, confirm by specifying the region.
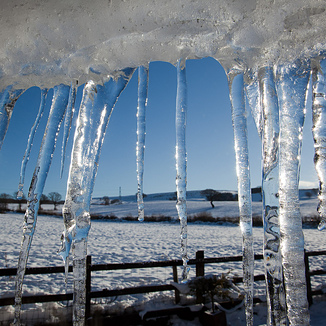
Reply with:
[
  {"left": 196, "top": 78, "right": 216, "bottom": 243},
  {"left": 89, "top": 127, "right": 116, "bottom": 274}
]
[
  {"left": 1, "top": 195, "right": 326, "bottom": 325},
  {"left": 1, "top": 1, "right": 326, "bottom": 89}
]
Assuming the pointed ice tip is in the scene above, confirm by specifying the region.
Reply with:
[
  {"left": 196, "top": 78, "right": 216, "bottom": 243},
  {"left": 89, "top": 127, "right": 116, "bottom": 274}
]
[
  {"left": 138, "top": 212, "right": 144, "bottom": 222},
  {"left": 17, "top": 187, "right": 24, "bottom": 199},
  {"left": 318, "top": 220, "right": 326, "bottom": 231}
]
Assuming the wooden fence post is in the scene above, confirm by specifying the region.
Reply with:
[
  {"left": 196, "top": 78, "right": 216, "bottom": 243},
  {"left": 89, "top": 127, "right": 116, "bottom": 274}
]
[
  {"left": 172, "top": 265, "right": 180, "bottom": 304},
  {"left": 304, "top": 250, "right": 313, "bottom": 306},
  {"left": 196, "top": 250, "right": 204, "bottom": 304},
  {"left": 86, "top": 255, "right": 92, "bottom": 320},
  {"left": 196, "top": 251, "right": 205, "bottom": 277}
]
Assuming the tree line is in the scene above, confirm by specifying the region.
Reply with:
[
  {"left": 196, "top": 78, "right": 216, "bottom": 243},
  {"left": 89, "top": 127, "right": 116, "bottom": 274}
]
[{"left": 0, "top": 191, "right": 63, "bottom": 212}]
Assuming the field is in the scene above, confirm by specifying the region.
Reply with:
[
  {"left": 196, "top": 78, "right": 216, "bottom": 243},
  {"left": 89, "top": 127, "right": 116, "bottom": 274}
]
[{"left": 1, "top": 193, "right": 326, "bottom": 325}]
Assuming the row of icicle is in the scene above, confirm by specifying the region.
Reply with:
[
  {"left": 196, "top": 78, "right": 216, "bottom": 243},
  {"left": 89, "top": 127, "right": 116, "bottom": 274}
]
[{"left": 0, "top": 56, "right": 325, "bottom": 326}]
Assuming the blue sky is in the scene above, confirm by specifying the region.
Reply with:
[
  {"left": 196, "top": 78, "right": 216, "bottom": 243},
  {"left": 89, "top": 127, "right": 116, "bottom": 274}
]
[{"left": 0, "top": 57, "right": 318, "bottom": 199}]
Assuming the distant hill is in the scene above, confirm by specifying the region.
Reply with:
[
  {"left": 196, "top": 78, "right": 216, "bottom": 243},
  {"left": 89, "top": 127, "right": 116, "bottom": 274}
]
[{"left": 93, "top": 188, "right": 318, "bottom": 204}]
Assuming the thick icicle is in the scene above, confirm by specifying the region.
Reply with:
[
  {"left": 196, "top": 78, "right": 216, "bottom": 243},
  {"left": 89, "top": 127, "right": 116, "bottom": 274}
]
[
  {"left": 18, "top": 88, "right": 48, "bottom": 198},
  {"left": 175, "top": 60, "right": 189, "bottom": 281},
  {"left": 0, "top": 86, "right": 24, "bottom": 151},
  {"left": 59, "top": 68, "right": 134, "bottom": 326},
  {"left": 14, "top": 84, "right": 70, "bottom": 325},
  {"left": 136, "top": 66, "right": 148, "bottom": 222},
  {"left": 259, "top": 67, "right": 287, "bottom": 325},
  {"left": 245, "top": 68, "right": 286, "bottom": 326},
  {"left": 60, "top": 82, "right": 77, "bottom": 178},
  {"left": 228, "top": 69, "right": 254, "bottom": 326},
  {"left": 275, "top": 60, "right": 310, "bottom": 326},
  {"left": 311, "top": 58, "right": 326, "bottom": 231}
]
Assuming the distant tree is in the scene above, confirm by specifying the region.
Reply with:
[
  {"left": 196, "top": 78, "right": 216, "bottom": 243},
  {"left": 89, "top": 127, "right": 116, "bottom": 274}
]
[
  {"left": 48, "top": 192, "right": 62, "bottom": 210},
  {"left": 200, "top": 189, "right": 221, "bottom": 208},
  {"left": 305, "top": 191, "right": 312, "bottom": 199},
  {"left": 39, "top": 194, "right": 49, "bottom": 210},
  {"left": 0, "top": 193, "right": 11, "bottom": 211},
  {"left": 218, "top": 192, "right": 235, "bottom": 201},
  {"left": 251, "top": 186, "right": 262, "bottom": 194},
  {"left": 169, "top": 192, "right": 177, "bottom": 201},
  {"left": 102, "top": 196, "right": 110, "bottom": 205}
]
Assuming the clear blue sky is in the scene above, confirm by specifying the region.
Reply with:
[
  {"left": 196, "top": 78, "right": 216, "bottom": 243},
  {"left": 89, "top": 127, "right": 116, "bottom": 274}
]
[{"left": 0, "top": 57, "right": 318, "bottom": 199}]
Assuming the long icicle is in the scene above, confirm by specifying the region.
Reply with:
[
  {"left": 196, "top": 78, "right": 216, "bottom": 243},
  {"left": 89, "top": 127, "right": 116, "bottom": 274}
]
[
  {"left": 136, "top": 66, "right": 149, "bottom": 222},
  {"left": 59, "top": 68, "right": 134, "bottom": 326},
  {"left": 18, "top": 88, "right": 48, "bottom": 198},
  {"left": 228, "top": 69, "right": 254, "bottom": 326},
  {"left": 176, "top": 59, "right": 189, "bottom": 281},
  {"left": 60, "top": 81, "right": 77, "bottom": 178},
  {"left": 275, "top": 60, "right": 310, "bottom": 326},
  {"left": 0, "top": 86, "right": 24, "bottom": 151},
  {"left": 259, "top": 67, "right": 287, "bottom": 325},
  {"left": 245, "top": 68, "right": 286, "bottom": 326},
  {"left": 14, "top": 84, "right": 70, "bottom": 326},
  {"left": 311, "top": 57, "right": 326, "bottom": 231}
]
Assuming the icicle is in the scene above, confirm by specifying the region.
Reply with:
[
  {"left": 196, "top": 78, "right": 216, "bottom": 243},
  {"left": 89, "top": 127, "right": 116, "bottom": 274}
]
[
  {"left": 175, "top": 59, "right": 189, "bottom": 281},
  {"left": 17, "top": 88, "right": 48, "bottom": 199},
  {"left": 0, "top": 86, "right": 24, "bottom": 151},
  {"left": 14, "top": 84, "right": 70, "bottom": 326},
  {"left": 136, "top": 66, "right": 148, "bottom": 222},
  {"left": 245, "top": 68, "right": 286, "bottom": 326},
  {"left": 259, "top": 67, "right": 287, "bottom": 325},
  {"left": 311, "top": 58, "right": 326, "bottom": 231},
  {"left": 245, "top": 70, "right": 263, "bottom": 138},
  {"left": 60, "top": 81, "right": 77, "bottom": 178},
  {"left": 275, "top": 60, "right": 310, "bottom": 326},
  {"left": 59, "top": 68, "right": 134, "bottom": 326},
  {"left": 228, "top": 69, "right": 254, "bottom": 326}
]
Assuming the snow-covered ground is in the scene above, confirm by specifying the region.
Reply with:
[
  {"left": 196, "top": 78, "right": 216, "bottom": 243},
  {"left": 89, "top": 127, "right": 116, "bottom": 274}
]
[{"left": 1, "top": 194, "right": 326, "bottom": 325}]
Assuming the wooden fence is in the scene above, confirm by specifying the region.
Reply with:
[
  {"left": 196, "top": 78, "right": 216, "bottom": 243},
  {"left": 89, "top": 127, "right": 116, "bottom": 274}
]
[{"left": 1, "top": 250, "right": 326, "bottom": 319}]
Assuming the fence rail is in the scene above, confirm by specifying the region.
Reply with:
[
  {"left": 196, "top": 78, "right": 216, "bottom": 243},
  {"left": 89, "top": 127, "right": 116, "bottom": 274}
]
[{"left": 1, "top": 250, "right": 325, "bottom": 318}]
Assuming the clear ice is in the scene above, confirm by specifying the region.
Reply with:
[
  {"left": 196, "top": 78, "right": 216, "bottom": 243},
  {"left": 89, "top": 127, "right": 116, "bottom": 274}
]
[
  {"left": 14, "top": 84, "right": 70, "bottom": 325},
  {"left": 59, "top": 69, "right": 134, "bottom": 325},
  {"left": 60, "top": 82, "right": 77, "bottom": 178},
  {"left": 175, "top": 60, "right": 189, "bottom": 281},
  {"left": 259, "top": 67, "right": 287, "bottom": 326},
  {"left": 2, "top": 1, "right": 326, "bottom": 325},
  {"left": 228, "top": 70, "right": 254, "bottom": 326},
  {"left": 312, "top": 57, "right": 326, "bottom": 231},
  {"left": 18, "top": 88, "right": 48, "bottom": 198},
  {"left": 246, "top": 67, "right": 287, "bottom": 325},
  {"left": 0, "top": 86, "right": 24, "bottom": 151},
  {"left": 275, "top": 60, "right": 310, "bottom": 326},
  {"left": 136, "top": 66, "right": 148, "bottom": 222}
]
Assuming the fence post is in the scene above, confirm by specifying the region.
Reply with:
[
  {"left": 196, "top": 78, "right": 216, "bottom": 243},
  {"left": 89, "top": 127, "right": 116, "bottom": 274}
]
[
  {"left": 304, "top": 250, "right": 313, "bottom": 306},
  {"left": 172, "top": 265, "right": 180, "bottom": 304},
  {"left": 86, "top": 255, "right": 91, "bottom": 320},
  {"left": 196, "top": 250, "right": 205, "bottom": 304},
  {"left": 196, "top": 250, "right": 205, "bottom": 277}
]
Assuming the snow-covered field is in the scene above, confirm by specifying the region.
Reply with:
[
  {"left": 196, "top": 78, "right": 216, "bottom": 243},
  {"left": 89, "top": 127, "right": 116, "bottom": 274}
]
[{"left": 1, "top": 195, "right": 326, "bottom": 325}]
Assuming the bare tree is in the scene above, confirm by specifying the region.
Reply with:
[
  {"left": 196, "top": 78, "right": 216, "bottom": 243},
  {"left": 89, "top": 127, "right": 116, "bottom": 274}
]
[
  {"left": 48, "top": 192, "right": 62, "bottom": 210},
  {"left": 200, "top": 189, "right": 220, "bottom": 208},
  {"left": 0, "top": 193, "right": 11, "bottom": 211},
  {"left": 102, "top": 196, "right": 110, "bottom": 205}
]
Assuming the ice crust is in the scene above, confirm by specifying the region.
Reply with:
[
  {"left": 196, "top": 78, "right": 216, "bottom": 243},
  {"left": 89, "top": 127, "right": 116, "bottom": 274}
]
[{"left": 1, "top": 0, "right": 326, "bottom": 90}]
